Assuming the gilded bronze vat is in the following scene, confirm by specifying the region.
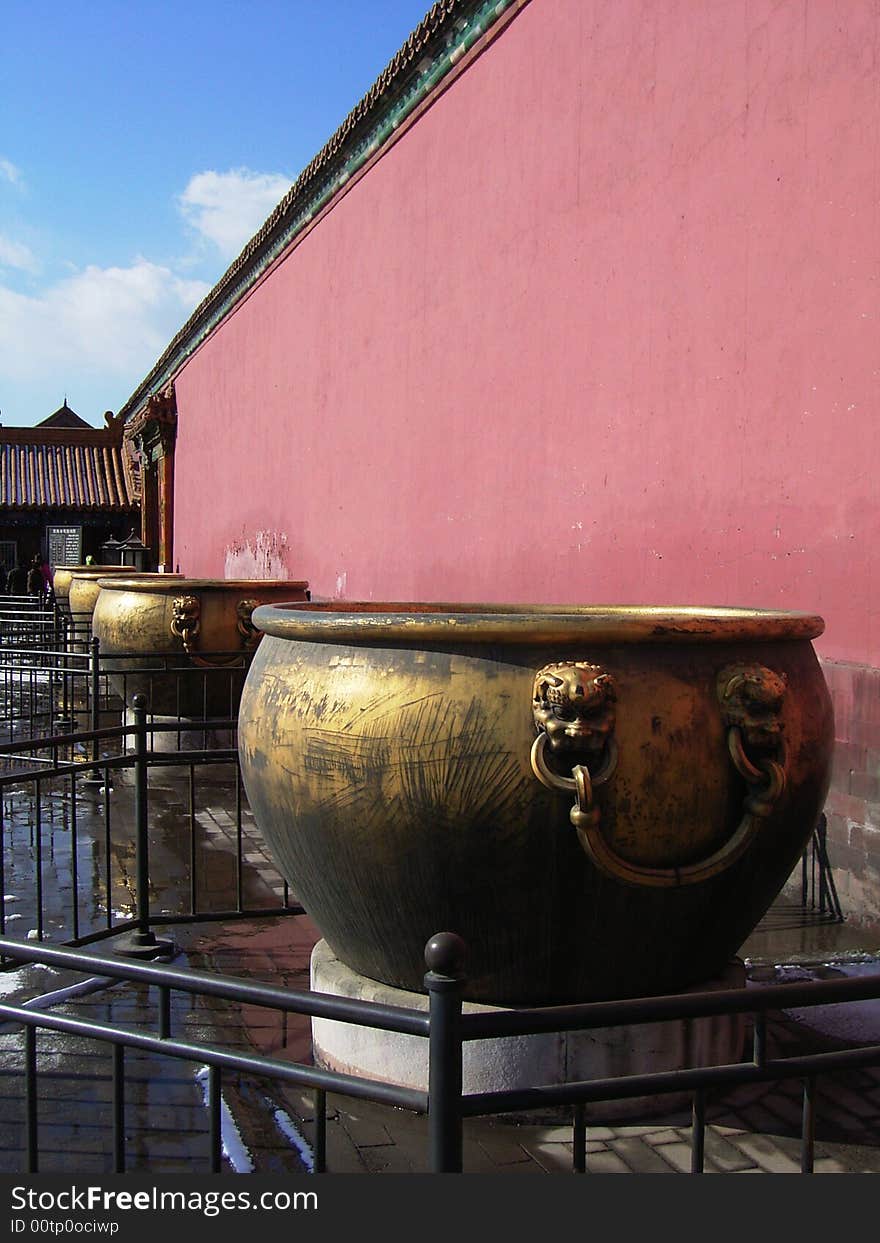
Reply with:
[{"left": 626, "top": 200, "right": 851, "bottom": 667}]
[
  {"left": 68, "top": 570, "right": 182, "bottom": 623},
  {"left": 53, "top": 565, "right": 128, "bottom": 615},
  {"left": 92, "top": 576, "right": 310, "bottom": 716},
  {"left": 238, "top": 603, "right": 833, "bottom": 1005}
]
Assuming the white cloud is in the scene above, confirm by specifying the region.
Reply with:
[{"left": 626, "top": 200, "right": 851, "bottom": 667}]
[
  {"left": 0, "top": 260, "right": 211, "bottom": 383},
  {"left": 179, "top": 168, "right": 291, "bottom": 260},
  {"left": 0, "top": 158, "right": 22, "bottom": 187},
  {"left": 0, "top": 165, "right": 289, "bottom": 422},
  {"left": 0, "top": 234, "right": 38, "bottom": 273}
]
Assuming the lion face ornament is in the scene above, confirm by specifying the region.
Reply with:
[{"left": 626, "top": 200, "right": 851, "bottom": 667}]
[
  {"left": 717, "top": 665, "right": 787, "bottom": 753},
  {"left": 532, "top": 661, "right": 617, "bottom": 756}
]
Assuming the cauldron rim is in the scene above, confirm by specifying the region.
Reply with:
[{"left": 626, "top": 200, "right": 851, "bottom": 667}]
[
  {"left": 70, "top": 569, "right": 170, "bottom": 583},
  {"left": 94, "top": 577, "right": 308, "bottom": 593},
  {"left": 249, "top": 601, "right": 824, "bottom": 645}
]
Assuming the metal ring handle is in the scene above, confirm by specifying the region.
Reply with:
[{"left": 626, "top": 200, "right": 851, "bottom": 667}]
[
  {"left": 530, "top": 732, "right": 618, "bottom": 794},
  {"left": 575, "top": 727, "right": 788, "bottom": 887},
  {"left": 574, "top": 808, "right": 763, "bottom": 889}
]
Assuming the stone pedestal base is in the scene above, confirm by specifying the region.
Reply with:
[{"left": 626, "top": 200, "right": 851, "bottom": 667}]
[
  {"left": 311, "top": 941, "right": 749, "bottom": 1123},
  {"left": 117, "top": 710, "right": 236, "bottom": 787}
]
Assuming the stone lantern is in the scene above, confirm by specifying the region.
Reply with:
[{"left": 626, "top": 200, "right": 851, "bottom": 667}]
[{"left": 118, "top": 530, "right": 150, "bottom": 572}]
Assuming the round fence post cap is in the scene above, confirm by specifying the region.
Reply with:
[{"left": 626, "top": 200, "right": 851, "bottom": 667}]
[{"left": 424, "top": 932, "right": 466, "bottom": 977}]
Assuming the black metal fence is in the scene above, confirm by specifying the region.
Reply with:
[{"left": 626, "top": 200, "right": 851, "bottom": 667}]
[
  {"left": 0, "top": 622, "right": 252, "bottom": 744},
  {"left": 0, "top": 700, "right": 297, "bottom": 948},
  {"left": 801, "top": 813, "right": 844, "bottom": 921},
  {"left": 0, "top": 930, "right": 879, "bottom": 1174}
]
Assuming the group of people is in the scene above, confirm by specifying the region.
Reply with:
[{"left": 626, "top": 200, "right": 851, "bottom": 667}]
[{"left": 0, "top": 555, "right": 54, "bottom": 602}]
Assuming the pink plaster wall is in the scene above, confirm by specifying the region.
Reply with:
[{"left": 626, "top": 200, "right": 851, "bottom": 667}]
[{"left": 172, "top": 0, "right": 880, "bottom": 666}]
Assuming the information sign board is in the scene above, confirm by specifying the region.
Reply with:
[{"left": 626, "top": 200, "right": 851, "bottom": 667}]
[{"left": 48, "top": 526, "right": 82, "bottom": 567}]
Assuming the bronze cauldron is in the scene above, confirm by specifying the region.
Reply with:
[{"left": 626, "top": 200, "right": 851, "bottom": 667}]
[
  {"left": 68, "top": 570, "right": 182, "bottom": 623},
  {"left": 92, "top": 576, "right": 310, "bottom": 717},
  {"left": 237, "top": 603, "right": 833, "bottom": 1005},
  {"left": 53, "top": 565, "right": 128, "bottom": 616}
]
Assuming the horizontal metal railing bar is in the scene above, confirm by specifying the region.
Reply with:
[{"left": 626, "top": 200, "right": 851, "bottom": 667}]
[
  {"left": 0, "top": 736, "right": 235, "bottom": 754},
  {"left": 0, "top": 716, "right": 239, "bottom": 752},
  {"left": 0, "top": 622, "right": 58, "bottom": 631},
  {"left": 142, "top": 750, "right": 239, "bottom": 767},
  {"left": 4, "top": 938, "right": 879, "bottom": 1043},
  {"left": 149, "top": 906, "right": 305, "bottom": 925},
  {"left": 0, "top": 651, "right": 249, "bottom": 670},
  {"left": 461, "top": 1042, "right": 880, "bottom": 1117},
  {"left": 0, "top": 937, "right": 431, "bottom": 1035},
  {"left": 0, "top": 630, "right": 54, "bottom": 636},
  {"left": 0, "top": 653, "right": 89, "bottom": 666},
  {"left": 0, "top": 723, "right": 145, "bottom": 754},
  {"left": 459, "top": 972, "right": 880, "bottom": 1039},
  {"left": 0, "top": 1001, "right": 428, "bottom": 1114},
  {"left": 53, "top": 911, "right": 303, "bottom": 948},
  {"left": 142, "top": 727, "right": 237, "bottom": 736},
  {"left": 56, "top": 921, "right": 138, "bottom": 947},
  {"left": 0, "top": 750, "right": 240, "bottom": 782},
  {"left": 96, "top": 650, "right": 250, "bottom": 661},
  {"left": 0, "top": 735, "right": 237, "bottom": 772},
  {"left": 0, "top": 752, "right": 77, "bottom": 767},
  {"left": 0, "top": 756, "right": 129, "bottom": 782}
]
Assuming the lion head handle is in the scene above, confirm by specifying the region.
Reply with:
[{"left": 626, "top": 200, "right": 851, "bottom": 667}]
[
  {"left": 236, "top": 599, "right": 261, "bottom": 649},
  {"left": 718, "top": 664, "right": 787, "bottom": 753},
  {"left": 532, "top": 662, "right": 617, "bottom": 755},
  {"left": 170, "top": 594, "right": 201, "bottom": 653}
]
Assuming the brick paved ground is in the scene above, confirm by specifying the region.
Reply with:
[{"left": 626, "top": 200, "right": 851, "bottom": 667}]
[{"left": 1, "top": 760, "right": 879, "bottom": 1176}]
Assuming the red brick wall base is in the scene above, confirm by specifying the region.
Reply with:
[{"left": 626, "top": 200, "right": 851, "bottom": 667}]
[{"left": 811, "top": 660, "right": 880, "bottom": 930}]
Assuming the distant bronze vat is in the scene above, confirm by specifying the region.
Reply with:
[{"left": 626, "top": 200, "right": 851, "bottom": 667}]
[
  {"left": 68, "top": 570, "right": 182, "bottom": 623},
  {"left": 53, "top": 565, "right": 128, "bottom": 615},
  {"left": 238, "top": 603, "right": 833, "bottom": 1005},
  {"left": 92, "top": 576, "right": 310, "bottom": 717}
]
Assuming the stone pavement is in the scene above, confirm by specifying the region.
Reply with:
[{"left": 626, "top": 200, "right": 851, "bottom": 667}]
[{"left": 1, "top": 758, "right": 880, "bottom": 1175}]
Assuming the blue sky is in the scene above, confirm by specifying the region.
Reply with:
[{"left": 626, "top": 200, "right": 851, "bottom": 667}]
[{"left": 0, "top": 0, "right": 434, "bottom": 427}]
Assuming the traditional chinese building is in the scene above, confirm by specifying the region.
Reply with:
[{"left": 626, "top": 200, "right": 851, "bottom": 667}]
[
  {"left": 0, "top": 402, "right": 139, "bottom": 576},
  {"left": 118, "top": 0, "right": 880, "bottom": 925}
]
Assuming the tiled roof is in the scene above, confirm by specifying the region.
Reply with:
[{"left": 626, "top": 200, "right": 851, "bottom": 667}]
[
  {"left": 0, "top": 428, "right": 136, "bottom": 511},
  {"left": 119, "top": 0, "right": 519, "bottom": 422}
]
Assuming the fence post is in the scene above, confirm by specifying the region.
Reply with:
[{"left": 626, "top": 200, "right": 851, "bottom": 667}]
[
  {"left": 425, "top": 932, "right": 465, "bottom": 1173},
  {"left": 54, "top": 613, "right": 75, "bottom": 735},
  {"left": 114, "top": 694, "right": 173, "bottom": 958},
  {"left": 52, "top": 604, "right": 62, "bottom": 684},
  {"left": 80, "top": 636, "right": 104, "bottom": 787},
  {"left": 90, "top": 635, "right": 101, "bottom": 741}
]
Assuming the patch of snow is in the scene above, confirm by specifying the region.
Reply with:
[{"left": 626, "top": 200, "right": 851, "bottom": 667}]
[
  {"left": 269, "top": 1101, "right": 314, "bottom": 1172},
  {"left": 194, "top": 1067, "right": 255, "bottom": 1173}
]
